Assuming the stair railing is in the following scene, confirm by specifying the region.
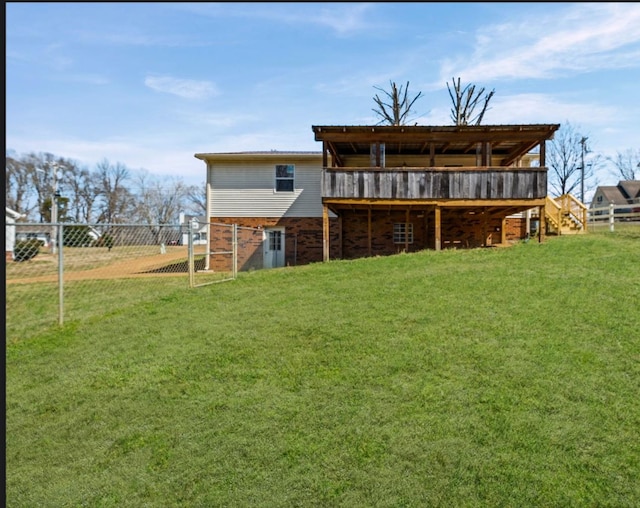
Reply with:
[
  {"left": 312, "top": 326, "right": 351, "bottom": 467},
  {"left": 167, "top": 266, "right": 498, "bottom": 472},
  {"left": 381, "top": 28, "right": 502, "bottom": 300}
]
[
  {"left": 545, "top": 196, "right": 562, "bottom": 231},
  {"left": 559, "top": 194, "right": 588, "bottom": 232}
]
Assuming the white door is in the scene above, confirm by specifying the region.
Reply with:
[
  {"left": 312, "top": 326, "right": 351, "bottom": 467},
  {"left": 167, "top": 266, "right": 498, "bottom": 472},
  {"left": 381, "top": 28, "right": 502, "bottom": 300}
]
[{"left": 263, "top": 228, "right": 285, "bottom": 269}]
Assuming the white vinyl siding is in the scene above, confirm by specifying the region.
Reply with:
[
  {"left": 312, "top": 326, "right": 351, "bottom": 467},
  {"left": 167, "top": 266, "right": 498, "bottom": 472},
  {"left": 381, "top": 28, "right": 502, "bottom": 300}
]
[{"left": 208, "top": 156, "right": 325, "bottom": 218}]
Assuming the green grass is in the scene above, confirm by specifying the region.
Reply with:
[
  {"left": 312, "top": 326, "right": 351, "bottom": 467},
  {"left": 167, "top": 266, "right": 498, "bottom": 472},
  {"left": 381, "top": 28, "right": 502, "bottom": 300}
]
[{"left": 6, "top": 232, "right": 640, "bottom": 507}]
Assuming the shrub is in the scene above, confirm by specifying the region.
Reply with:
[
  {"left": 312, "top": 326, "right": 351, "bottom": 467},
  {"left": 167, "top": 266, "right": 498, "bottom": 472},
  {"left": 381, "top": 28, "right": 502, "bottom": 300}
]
[
  {"left": 63, "top": 225, "right": 95, "bottom": 247},
  {"left": 13, "top": 240, "right": 41, "bottom": 262}
]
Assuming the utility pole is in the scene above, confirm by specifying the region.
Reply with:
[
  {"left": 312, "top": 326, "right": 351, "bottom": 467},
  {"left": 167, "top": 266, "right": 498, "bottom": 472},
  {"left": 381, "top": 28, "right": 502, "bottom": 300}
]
[{"left": 580, "top": 136, "right": 588, "bottom": 203}]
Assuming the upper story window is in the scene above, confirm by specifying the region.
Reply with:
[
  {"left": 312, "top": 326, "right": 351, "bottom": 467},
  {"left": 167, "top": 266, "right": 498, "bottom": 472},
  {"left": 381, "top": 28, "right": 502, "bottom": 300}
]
[
  {"left": 596, "top": 195, "right": 603, "bottom": 203},
  {"left": 275, "top": 164, "right": 294, "bottom": 192}
]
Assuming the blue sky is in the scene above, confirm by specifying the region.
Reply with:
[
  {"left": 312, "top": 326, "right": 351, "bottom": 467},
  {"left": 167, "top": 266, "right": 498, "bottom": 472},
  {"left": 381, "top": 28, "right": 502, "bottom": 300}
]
[{"left": 6, "top": 2, "right": 640, "bottom": 188}]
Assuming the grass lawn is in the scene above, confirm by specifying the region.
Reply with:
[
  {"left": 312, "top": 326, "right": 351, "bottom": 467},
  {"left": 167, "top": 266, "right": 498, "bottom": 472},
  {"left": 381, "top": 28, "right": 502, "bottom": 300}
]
[{"left": 6, "top": 230, "right": 640, "bottom": 507}]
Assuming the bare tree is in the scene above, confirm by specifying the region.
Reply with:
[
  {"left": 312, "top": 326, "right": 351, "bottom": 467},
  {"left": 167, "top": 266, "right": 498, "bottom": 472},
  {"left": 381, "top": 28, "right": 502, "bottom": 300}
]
[
  {"left": 63, "top": 163, "right": 99, "bottom": 223},
  {"left": 608, "top": 149, "right": 640, "bottom": 180},
  {"left": 16, "top": 152, "right": 67, "bottom": 222},
  {"left": 94, "top": 159, "right": 134, "bottom": 224},
  {"left": 5, "top": 152, "right": 35, "bottom": 217},
  {"left": 447, "top": 77, "right": 495, "bottom": 126},
  {"left": 186, "top": 183, "right": 207, "bottom": 216},
  {"left": 547, "top": 122, "right": 601, "bottom": 199},
  {"left": 372, "top": 80, "right": 423, "bottom": 126},
  {"left": 132, "top": 171, "right": 191, "bottom": 243}
]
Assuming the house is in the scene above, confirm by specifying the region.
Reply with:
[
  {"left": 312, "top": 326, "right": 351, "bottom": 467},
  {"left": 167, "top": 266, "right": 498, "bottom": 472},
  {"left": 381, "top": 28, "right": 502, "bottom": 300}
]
[
  {"left": 590, "top": 180, "right": 640, "bottom": 214},
  {"left": 5, "top": 207, "right": 24, "bottom": 261},
  {"left": 195, "top": 124, "right": 560, "bottom": 268},
  {"left": 178, "top": 213, "right": 208, "bottom": 246}
]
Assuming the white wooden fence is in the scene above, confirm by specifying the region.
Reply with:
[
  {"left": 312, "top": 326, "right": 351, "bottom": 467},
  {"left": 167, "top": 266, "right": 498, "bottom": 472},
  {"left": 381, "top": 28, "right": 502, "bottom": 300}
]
[{"left": 587, "top": 200, "right": 640, "bottom": 232}]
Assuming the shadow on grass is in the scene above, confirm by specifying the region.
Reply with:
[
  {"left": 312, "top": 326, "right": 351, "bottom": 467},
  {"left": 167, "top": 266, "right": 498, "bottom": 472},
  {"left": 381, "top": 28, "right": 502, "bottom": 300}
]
[{"left": 139, "top": 257, "right": 207, "bottom": 274}]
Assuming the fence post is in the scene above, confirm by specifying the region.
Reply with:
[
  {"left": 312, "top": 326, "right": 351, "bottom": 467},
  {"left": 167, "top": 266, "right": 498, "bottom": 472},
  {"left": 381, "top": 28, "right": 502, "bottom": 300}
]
[
  {"left": 232, "top": 224, "right": 238, "bottom": 279},
  {"left": 188, "top": 220, "right": 195, "bottom": 288},
  {"left": 609, "top": 203, "right": 615, "bottom": 232},
  {"left": 57, "top": 222, "right": 64, "bottom": 326}
]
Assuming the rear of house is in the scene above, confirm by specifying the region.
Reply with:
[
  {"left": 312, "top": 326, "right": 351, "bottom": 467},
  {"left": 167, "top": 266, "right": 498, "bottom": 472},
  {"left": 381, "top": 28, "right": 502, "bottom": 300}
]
[{"left": 196, "top": 123, "right": 559, "bottom": 268}]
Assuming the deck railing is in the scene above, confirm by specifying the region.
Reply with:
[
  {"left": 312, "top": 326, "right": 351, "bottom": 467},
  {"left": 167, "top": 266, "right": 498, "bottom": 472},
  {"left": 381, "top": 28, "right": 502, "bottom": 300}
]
[
  {"left": 321, "top": 167, "right": 548, "bottom": 201},
  {"left": 558, "top": 193, "right": 588, "bottom": 229}
]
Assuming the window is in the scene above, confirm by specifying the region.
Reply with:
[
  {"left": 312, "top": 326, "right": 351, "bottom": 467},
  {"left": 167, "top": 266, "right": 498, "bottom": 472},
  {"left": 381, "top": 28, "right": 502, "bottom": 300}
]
[
  {"left": 596, "top": 196, "right": 603, "bottom": 203},
  {"left": 269, "top": 230, "right": 282, "bottom": 251},
  {"left": 393, "top": 223, "right": 413, "bottom": 244},
  {"left": 275, "top": 164, "right": 294, "bottom": 192}
]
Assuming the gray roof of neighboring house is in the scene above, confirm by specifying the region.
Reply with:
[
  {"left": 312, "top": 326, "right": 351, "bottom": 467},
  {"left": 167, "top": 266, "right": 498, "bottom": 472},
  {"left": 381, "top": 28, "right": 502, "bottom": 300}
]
[
  {"left": 592, "top": 180, "right": 640, "bottom": 207},
  {"left": 619, "top": 180, "right": 640, "bottom": 200},
  {"left": 598, "top": 186, "right": 629, "bottom": 205}
]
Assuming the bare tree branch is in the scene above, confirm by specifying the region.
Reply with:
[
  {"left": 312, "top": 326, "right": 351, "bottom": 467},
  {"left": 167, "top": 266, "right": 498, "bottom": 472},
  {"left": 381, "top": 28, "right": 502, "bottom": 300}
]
[
  {"left": 372, "top": 80, "right": 423, "bottom": 126},
  {"left": 447, "top": 77, "right": 495, "bottom": 125}
]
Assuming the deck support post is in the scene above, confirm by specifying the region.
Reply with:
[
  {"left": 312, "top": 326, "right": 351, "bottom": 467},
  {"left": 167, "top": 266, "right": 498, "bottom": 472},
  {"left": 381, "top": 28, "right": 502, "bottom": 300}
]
[
  {"left": 405, "top": 209, "right": 410, "bottom": 252},
  {"left": 538, "top": 204, "right": 546, "bottom": 243},
  {"left": 323, "top": 204, "right": 330, "bottom": 261},
  {"left": 367, "top": 208, "right": 372, "bottom": 256},
  {"left": 434, "top": 206, "right": 441, "bottom": 251}
]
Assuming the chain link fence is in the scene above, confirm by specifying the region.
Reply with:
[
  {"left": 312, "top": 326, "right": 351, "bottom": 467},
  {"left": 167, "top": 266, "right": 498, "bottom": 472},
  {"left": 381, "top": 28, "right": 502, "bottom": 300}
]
[{"left": 6, "top": 221, "right": 265, "bottom": 340}]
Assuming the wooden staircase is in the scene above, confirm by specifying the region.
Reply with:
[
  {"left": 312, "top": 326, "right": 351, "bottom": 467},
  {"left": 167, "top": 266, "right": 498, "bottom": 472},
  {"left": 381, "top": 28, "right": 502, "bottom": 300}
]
[{"left": 542, "top": 194, "right": 588, "bottom": 235}]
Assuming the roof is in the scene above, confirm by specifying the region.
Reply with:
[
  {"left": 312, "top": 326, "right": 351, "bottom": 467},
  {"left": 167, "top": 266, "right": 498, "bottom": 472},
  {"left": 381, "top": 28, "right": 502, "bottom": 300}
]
[
  {"left": 592, "top": 180, "right": 640, "bottom": 207},
  {"left": 596, "top": 186, "right": 629, "bottom": 205},
  {"left": 5, "top": 207, "right": 24, "bottom": 220},
  {"left": 619, "top": 180, "right": 640, "bottom": 199},
  {"left": 195, "top": 151, "right": 321, "bottom": 161},
  {"left": 312, "top": 124, "right": 560, "bottom": 165}
]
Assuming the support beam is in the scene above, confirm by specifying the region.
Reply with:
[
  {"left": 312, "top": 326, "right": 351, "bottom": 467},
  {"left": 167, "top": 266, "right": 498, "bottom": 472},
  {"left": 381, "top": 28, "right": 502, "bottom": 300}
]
[
  {"left": 538, "top": 204, "right": 546, "bottom": 243},
  {"left": 368, "top": 208, "right": 372, "bottom": 256},
  {"left": 323, "top": 204, "right": 330, "bottom": 261},
  {"left": 501, "top": 217, "right": 507, "bottom": 244},
  {"left": 338, "top": 215, "right": 343, "bottom": 259},
  {"left": 482, "top": 210, "right": 488, "bottom": 247},
  {"left": 405, "top": 208, "right": 410, "bottom": 252},
  {"left": 434, "top": 206, "right": 441, "bottom": 251}
]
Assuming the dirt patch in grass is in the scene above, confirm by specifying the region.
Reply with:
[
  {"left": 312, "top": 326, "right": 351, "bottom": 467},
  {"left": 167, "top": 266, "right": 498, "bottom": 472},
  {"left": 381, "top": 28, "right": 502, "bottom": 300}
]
[{"left": 7, "top": 247, "right": 196, "bottom": 284}]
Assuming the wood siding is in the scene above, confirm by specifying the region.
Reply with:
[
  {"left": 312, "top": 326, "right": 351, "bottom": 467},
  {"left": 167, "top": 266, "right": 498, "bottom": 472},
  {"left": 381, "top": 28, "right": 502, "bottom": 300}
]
[{"left": 322, "top": 168, "right": 547, "bottom": 201}]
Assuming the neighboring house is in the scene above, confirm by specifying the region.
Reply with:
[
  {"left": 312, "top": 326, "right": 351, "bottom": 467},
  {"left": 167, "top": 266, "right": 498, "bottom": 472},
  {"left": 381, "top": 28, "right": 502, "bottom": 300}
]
[
  {"left": 14, "top": 224, "right": 102, "bottom": 247},
  {"left": 590, "top": 180, "right": 640, "bottom": 214},
  {"left": 5, "top": 207, "right": 24, "bottom": 261},
  {"left": 178, "top": 213, "right": 208, "bottom": 245},
  {"left": 195, "top": 124, "right": 560, "bottom": 268}
]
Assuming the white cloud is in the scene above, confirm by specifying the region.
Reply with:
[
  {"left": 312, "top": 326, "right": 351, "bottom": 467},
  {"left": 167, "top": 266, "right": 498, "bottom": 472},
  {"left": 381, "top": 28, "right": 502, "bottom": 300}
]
[
  {"left": 313, "top": 4, "right": 376, "bottom": 35},
  {"left": 177, "top": 2, "right": 378, "bottom": 36},
  {"left": 437, "top": 3, "right": 640, "bottom": 84},
  {"left": 144, "top": 76, "right": 219, "bottom": 100},
  {"left": 484, "top": 93, "right": 618, "bottom": 126},
  {"left": 185, "top": 112, "right": 259, "bottom": 128}
]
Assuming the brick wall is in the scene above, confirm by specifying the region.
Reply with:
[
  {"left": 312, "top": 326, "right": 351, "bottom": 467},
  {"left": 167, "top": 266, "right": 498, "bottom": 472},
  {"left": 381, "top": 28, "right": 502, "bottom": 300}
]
[
  {"left": 208, "top": 212, "right": 531, "bottom": 269},
  {"left": 208, "top": 217, "right": 340, "bottom": 270},
  {"left": 504, "top": 217, "right": 527, "bottom": 242}
]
